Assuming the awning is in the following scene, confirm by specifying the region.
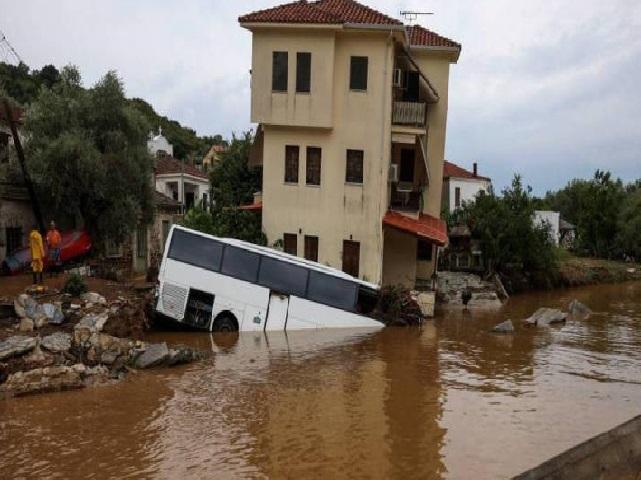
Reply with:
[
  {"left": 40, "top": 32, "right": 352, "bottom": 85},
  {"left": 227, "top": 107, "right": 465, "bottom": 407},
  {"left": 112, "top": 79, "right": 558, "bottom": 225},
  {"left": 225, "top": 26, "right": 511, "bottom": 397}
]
[
  {"left": 383, "top": 210, "right": 448, "bottom": 246},
  {"left": 238, "top": 201, "right": 262, "bottom": 211}
]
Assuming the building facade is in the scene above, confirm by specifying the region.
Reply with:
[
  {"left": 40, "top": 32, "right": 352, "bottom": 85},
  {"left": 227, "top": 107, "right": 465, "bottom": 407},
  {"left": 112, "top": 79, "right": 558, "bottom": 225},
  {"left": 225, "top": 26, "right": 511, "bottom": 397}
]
[
  {"left": 442, "top": 161, "right": 492, "bottom": 213},
  {"left": 240, "top": 0, "right": 460, "bottom": 288}
]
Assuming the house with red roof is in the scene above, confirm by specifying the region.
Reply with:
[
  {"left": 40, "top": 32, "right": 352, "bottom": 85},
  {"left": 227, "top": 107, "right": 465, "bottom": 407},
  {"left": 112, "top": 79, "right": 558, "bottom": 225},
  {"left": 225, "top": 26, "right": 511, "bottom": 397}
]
[
  {"left": 442, "top": 161, "right": 492, "bottom": 213},
  {"left": 239, "top": 0, "right": 461, "bottom": 288}
]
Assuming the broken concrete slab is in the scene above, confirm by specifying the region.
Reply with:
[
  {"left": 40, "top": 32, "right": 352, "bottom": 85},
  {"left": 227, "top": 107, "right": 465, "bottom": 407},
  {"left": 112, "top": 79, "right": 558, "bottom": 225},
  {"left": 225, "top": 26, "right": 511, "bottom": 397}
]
[
  {"left": 524, "top": 308, "right": 567, "bottom": 327},
  {"left": 73, "top": 313, "right": 109, "bottom": 345},
  {"left": 0, "top": 364, "right": 109, "bottom": 397},
  {"left": 80, "top": 292, "right": 107, "bottom": 305},
  {"left": 41, "top": 332, "right": 72, "bottom": 354},
  {"left": 134, "top": 342, "right": 169, "bottom": 369},
  {"left": 0, "top": 336, "right": 38, "bottom": 360},
  {"left": 492, "top": 319, "right": 515, "bottom": 334},
  {"left": 18, "top": 317, "right": 34, "bottom": 332},
  {"left": 42, "top": 303, "right": 65, "bottom": 325}
]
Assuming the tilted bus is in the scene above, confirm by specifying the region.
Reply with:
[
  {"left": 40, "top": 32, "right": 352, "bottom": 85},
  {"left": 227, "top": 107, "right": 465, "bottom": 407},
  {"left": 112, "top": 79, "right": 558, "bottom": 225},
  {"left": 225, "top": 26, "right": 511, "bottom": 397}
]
[{"left": 155, "top": 225, "right": 383, "bottom": 332}]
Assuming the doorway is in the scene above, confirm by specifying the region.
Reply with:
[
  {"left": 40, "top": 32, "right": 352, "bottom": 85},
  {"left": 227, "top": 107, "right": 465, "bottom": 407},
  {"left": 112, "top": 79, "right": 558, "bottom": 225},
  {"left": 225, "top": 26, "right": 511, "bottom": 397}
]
[
  {"left": 265, "top": 292, "right": 289, "bottom": 331},
  {"left": 342, "top": 240, "right": 360, "bottom": 278}
]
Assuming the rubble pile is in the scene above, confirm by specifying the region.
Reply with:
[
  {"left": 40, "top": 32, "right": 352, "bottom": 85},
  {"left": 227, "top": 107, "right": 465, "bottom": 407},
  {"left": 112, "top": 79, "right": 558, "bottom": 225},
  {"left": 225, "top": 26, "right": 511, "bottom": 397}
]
[
  {"left": 0, "top": 290, "right": 205, "bottom": 399},
  {"left": 373, "top": 286, "right": 425, "bottom": 326}
]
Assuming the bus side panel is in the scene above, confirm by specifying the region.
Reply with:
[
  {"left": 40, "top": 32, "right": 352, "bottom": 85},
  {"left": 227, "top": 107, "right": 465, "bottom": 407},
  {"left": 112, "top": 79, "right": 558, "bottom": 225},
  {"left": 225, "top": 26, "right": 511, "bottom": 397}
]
[
  {"left": 161, "top": 258, "right": 269, "bottom": 331},
  {"left": 287, "top": 297, "right": 384, "bottom": 330}
]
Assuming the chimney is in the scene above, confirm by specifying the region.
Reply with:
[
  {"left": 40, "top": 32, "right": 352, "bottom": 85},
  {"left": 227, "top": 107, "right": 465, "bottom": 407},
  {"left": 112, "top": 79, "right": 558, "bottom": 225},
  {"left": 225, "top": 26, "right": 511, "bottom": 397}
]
[{"left": 473, "top": 162, "right": 478, "bottom": 177}]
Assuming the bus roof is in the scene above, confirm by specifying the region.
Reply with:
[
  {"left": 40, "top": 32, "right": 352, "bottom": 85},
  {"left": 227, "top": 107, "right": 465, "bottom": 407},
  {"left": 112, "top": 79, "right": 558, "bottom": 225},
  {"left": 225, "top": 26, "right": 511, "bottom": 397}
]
[{"left": 170, "top": 225, "right": 379, "bottom": 291}]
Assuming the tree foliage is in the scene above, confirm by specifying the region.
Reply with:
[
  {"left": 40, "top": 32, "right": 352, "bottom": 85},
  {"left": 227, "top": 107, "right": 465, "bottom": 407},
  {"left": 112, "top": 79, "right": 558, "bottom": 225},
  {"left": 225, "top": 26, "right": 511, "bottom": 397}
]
[
  {"left": 451, "top": 175, "right": 557, "bottom": 287},
  {"left": 25, "top": 66, "right": 154, "bottom": 244},
  {"left": 0, "top": 62, "right": 60, "bottom": 104},
  {"left": 544, "top": 170, "right": 633, "bottom": 259}
]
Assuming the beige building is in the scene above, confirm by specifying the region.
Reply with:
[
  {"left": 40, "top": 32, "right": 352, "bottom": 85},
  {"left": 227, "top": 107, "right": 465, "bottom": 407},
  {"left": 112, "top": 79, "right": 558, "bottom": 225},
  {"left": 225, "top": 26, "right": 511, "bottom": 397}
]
[{"left": 240, "top": 0, "right": 460, "bottom": 288}]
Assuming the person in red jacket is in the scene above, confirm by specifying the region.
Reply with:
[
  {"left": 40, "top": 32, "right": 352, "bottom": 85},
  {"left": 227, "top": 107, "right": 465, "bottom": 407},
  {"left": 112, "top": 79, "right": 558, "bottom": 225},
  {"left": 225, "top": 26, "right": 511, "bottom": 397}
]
[{"left": 46, "top": 221, "right": 62, "bottom": 274}]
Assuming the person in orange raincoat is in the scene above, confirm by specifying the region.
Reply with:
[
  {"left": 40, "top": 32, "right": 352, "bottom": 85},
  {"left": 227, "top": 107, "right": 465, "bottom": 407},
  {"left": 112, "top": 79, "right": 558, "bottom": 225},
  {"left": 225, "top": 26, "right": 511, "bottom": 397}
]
[
  {"left": 46, "top": 221, "right": 62, "bottom": 274},
  {"left": 29, "top": 225, "right": 45, "bottom": 285}
]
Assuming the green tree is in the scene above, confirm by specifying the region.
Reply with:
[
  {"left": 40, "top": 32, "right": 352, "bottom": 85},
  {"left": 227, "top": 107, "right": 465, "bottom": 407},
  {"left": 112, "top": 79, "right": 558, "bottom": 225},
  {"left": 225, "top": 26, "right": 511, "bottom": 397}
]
[
  {"left": 25, "top": 66, "right": 154, "bottom": 245},
  {"left": 616, "top": 189, "right": 641, "bottom": 260},
  {"left": 453, "top": 175, "right": 557, "bottom": 289}
]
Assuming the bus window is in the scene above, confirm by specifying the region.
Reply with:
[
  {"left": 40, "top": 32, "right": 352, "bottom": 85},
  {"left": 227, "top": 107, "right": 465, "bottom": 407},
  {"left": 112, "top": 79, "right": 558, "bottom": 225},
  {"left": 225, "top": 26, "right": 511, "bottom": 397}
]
[
  {"left": 307, "top": 271, "right": 357, "bottom": 311},
  {"left": 168, "top": 229, "right": 223, "bottom": 272},
  {"left": 221, "top": 245, "right": 260, "bottom": 282},
  {"left": 258, "top": 256, "right": 308, "bottom": 297}
]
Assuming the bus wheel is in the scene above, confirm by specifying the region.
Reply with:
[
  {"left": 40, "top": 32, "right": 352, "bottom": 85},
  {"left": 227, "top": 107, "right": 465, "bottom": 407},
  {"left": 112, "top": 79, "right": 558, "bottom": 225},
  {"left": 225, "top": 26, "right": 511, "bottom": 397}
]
[{"left": 212, "top": 313, "right": 239, "bottom": 333}]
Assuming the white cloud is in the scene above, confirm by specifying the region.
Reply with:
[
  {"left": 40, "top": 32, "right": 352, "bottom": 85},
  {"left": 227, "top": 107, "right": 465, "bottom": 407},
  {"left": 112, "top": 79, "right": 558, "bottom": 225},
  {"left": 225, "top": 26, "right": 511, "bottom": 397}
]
[{"left": 2, "top": 0, "right": 640, "bottom": 192}]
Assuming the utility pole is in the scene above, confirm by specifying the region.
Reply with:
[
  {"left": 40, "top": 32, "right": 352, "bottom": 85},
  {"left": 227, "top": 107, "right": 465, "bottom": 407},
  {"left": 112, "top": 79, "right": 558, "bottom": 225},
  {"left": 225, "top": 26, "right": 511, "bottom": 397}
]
[{"left": 2, "top": 100, "right": 46, "bottom": 232}]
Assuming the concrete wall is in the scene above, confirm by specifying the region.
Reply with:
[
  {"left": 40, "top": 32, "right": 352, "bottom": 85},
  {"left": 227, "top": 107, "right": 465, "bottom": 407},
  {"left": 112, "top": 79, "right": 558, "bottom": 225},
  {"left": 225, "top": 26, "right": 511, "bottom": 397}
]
[
  {"left": 261, "top": 31, "right": 393, "bottom": 284},
  {"left": 382, "top": 228, "right": 417, "bottom": 287},
  {"left": 251, "top": 28, "right": 336, "bottom": 128},
  {"left": 155, "top": 175, "right": 209, "bottom": 209},
  {"left": 534, "top": 210, "right": 560, "bottom": 245},
  {"left": 411, "top": 52, "right": 452, "bottom": 218}
]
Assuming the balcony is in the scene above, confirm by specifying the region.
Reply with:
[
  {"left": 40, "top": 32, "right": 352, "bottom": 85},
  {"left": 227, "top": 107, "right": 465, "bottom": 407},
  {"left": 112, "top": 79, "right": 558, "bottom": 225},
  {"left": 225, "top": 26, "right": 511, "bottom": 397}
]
[
  {"left": 389, "top": 183, "right": 422, "bottom": 212},
  {"left": 392, "top": 101, "right": 426, "bottom": 127}
]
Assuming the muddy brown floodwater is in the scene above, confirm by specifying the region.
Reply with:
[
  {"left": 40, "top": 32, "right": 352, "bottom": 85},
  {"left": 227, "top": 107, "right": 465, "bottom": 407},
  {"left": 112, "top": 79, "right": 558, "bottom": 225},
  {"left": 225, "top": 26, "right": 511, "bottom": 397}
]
[{"left": 2, "top": 282, "right": 641, "bottom": 479}]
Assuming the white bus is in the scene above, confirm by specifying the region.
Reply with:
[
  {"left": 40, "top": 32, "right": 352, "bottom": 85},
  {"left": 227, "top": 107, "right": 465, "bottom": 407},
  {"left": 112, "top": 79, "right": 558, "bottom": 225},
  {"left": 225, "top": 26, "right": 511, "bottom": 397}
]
[{"left": 155, "top": 225, "right": 383, "bottom": 332}]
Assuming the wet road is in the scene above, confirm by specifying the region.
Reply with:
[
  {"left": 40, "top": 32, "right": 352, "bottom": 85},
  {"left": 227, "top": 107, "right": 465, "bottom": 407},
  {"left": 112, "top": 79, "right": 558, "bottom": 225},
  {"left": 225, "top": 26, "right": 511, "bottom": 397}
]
[{"left": 2, "top": 282, "right": 641, "bottom": 479}]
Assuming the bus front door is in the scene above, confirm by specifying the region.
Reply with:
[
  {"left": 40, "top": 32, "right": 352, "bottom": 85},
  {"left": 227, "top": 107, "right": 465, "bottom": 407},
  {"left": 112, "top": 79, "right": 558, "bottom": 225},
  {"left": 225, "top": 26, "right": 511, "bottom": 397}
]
[{"left": 265, "top": 293, "right": 289, "bottom": 331}]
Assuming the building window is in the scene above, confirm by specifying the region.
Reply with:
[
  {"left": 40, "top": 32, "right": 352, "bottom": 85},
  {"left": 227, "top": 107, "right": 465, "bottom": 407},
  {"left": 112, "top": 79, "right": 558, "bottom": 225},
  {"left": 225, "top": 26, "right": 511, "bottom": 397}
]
[
  {"left": 185, "top": 191, "right": 195, "bottom": 210},
  {"left": 349, "top": 56, "right": 368, "bottom": 91},
  {"left": 5, "top": 227, "right": 22, "bottom": 255},
  {"left": 304, "top": 235, "right": 318, "bottom": 262},
  {"left": 400, "top": 148, "right": 415, "bottom": 182},
  {"left": 136, "top": 224, "right": 147, "bottom": 259},
  {"left": 306, "top": 147, "right": 321, "bottom": 186},
  {"left": 296, "top": 52, "right": 311, "bottom": 93},
  {"left": 284, "top": 145, "right": 299, "bottom": 183},
  {"left": 417, "top": 240, "right": 433, "bottom": 261},
  {"left": 345, "top": 149, "right": 364, "bottom": 183},
  {"left": 455, "top": 187, "right": 461, "bottom": 208},
  {"left": 272, "top": 51, "right": 288, "bottom": 92},
  {"left": 342, "top": 240, "right": 360, "bottom": 277},
  {"left": 202, "top": 192, "right": 208, "bottom": 210},
  {"left": 283, "top": 233, "right": 297, "bottom": 256}
]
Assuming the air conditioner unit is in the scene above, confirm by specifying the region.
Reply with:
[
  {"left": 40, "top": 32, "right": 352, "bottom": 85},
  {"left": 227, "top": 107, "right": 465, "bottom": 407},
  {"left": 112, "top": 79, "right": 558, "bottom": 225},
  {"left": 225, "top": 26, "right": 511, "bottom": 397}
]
[
  {"left": 388, "top": 164, "right": 399, "bottom": 183},
  {"left": 392, "top": 69, "right": 403, "bottom": 88}
]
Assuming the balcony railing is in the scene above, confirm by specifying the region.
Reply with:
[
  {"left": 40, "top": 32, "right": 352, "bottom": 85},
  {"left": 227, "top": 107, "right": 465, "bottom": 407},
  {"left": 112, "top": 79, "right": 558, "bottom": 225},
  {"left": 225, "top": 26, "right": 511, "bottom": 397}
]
[
  {"left": 389, "top": 184, "right": 422, "bottom": 212},
  {"left": 392, "top": 101, "right": 426, "bottom": 126}
]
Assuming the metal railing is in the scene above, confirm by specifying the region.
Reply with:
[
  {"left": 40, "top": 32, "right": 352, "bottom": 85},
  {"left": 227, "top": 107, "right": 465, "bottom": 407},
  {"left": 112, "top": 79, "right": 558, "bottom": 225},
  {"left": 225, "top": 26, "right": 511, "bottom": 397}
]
[{"left": 392, "top": 101, "right": 426, "bottom": 126}]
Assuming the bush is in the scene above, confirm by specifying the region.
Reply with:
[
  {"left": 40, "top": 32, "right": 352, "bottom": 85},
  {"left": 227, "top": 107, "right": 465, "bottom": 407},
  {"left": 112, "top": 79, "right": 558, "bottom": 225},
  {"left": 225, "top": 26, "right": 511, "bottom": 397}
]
[{"left": 62, "top": 273, "right": 87, "bottom": 297}]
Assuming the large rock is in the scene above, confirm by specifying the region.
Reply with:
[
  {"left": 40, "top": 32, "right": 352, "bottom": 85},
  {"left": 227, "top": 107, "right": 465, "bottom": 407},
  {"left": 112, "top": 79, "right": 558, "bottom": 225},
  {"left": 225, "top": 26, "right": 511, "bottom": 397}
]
[
  {"left": 80, "top": 292, "right": 107, "bottom": 305},
  {"left": 42, "top": 303, "right": 65, "bottom": 325},
  {"left": 134, "top": 342, "right": 169, "bottom": 369},
  {"left": 18, "top": 317, "right": 34, "bottom": 332},
  {"left": 492, "top": 319, "right": 515, "bottom": 333},
  {"left": 0, "top": 336, "right": 38, "bottom": 360},
  {"left": 524, "top": 308, "right": 567, "bottom": 327},
  {"left": 569, "top": 299, "right": 592, "bottom": 318},
  {"left": 0, "top": 364, "right": 109, "bottom": 397},
  {"left": 166, "top": 345, "right": 206, "bottom": 366},
  {"left": 23, "top": 343, "right": 54, "bottom": 368},
  {"left": 41, "top": 332, "right": 72, "bottom": 354},
  {"left": 73, "top": 313, "right": 109, "bottom": 345},
  {"left": 86, "top": 333, "right": 133, "bottom": 365}
]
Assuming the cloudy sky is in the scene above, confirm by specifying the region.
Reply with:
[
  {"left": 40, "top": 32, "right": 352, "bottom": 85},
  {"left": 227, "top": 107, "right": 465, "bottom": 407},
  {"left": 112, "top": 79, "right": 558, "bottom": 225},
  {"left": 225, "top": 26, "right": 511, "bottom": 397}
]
[{"left": 2, "top": 0, "right": 640, "bottom": 193}]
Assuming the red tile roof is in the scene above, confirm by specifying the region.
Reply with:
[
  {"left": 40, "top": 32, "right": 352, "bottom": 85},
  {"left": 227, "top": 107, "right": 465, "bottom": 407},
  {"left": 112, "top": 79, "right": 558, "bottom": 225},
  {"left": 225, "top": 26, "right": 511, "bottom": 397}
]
[
  {"left": 155, "top": 156, "right": 209, "bottom": 180},
  {"left": 383, "top": 211, "right": 448, "bottom": 246},
  {"left": 406, "top": 24, "right": 460, "bottom": 49},
  {"left": 443, "top": 161, "right": 491, "bottom": 182},
  {"left": 239, "top": 0, "right": 402, "bottom": 26}
]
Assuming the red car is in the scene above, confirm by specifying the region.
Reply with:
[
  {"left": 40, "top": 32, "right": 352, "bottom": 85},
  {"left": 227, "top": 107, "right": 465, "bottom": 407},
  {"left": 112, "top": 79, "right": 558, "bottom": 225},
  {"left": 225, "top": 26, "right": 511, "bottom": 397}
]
[{"left": 1, "top": 230, "right": 92, "bottom": 275}]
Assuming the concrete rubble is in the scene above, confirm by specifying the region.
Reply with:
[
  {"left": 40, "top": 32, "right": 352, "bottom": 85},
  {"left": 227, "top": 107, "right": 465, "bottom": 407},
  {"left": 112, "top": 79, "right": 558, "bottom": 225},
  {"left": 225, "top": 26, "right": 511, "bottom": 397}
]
[
  {"left": 436, "top": 272, "right": 503, "bottom": 308},
  {"left": 492, "top": 319, "right": 515, "bottom": 333},
  {"left": 0, "top": 289, "right": 206, "bottom": 399},
  {"left": 568, "top": 299, "right": 592, "bottom": 318},
  {"left": 524, "top": 307, "right": 567, "bottom": 327}
]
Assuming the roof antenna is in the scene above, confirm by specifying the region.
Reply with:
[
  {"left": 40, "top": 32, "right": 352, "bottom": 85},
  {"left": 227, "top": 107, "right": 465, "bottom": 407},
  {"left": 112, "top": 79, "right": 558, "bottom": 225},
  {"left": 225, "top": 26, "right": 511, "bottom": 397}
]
[
  {"left": 0, "top": 30, "right": 23, "bottom": 64},
  {"left": 399, "top": 11, "right": 434, "bottom": 22}
]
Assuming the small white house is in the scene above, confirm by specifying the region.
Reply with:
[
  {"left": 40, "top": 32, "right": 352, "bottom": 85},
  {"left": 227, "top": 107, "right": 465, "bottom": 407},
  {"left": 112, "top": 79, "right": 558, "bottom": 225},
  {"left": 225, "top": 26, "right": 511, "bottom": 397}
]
[
  {"left": 147, "top": 127, "right": 174, "bottom": 158},
  {"left": 155, "top": 156, "right": 210, "bottom": 212},
  {"left": 533, "top": 210, "right": 561, "bottom": 245},
  {"left": 442, "top": 161, "right": 492, "bottom": 212}
]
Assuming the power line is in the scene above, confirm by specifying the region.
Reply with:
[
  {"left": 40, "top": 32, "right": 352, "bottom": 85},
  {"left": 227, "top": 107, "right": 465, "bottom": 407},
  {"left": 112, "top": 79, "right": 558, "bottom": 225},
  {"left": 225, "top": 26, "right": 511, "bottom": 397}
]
[{"left": 0, "top": 30, "right": 23, "bottom": 64}]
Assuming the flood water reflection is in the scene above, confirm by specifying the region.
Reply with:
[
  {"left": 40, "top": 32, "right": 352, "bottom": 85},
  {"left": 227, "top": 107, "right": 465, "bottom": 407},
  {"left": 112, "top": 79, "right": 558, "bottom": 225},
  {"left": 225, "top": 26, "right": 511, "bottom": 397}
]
[{"left": 2, "top": 282, "right": 641, "bottom": 479}]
